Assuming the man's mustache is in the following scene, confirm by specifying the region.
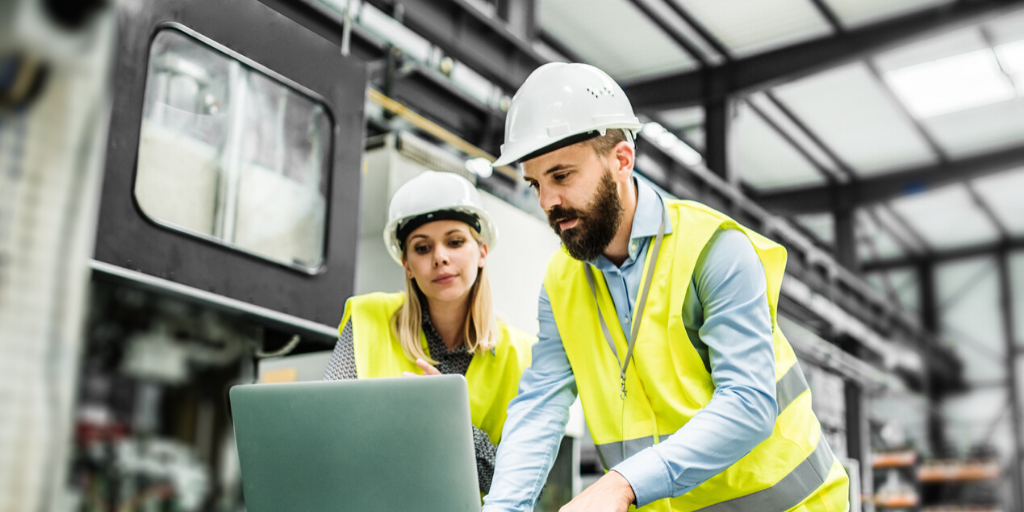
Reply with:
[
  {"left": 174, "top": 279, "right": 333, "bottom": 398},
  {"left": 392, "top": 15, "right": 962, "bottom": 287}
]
[{"left": 547, "top": 206, "right": 583, "bottom": 232}]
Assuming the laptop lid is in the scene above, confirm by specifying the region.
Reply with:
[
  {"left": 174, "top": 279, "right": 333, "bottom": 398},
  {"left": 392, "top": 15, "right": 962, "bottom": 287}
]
[{"left": 230, "top": 375, "right": 480, "bottom": 512}]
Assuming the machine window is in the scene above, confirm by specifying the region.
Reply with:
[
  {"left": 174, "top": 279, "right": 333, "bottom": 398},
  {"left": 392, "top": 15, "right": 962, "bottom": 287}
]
[{"left": 135, "top": 28, "right": 331, "bottom": 271}]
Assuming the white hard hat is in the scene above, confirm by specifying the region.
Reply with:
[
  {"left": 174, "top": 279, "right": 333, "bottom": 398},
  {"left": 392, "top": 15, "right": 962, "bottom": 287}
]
[
  {"left": 383, "top": 171, "right": 498, "bottom": 265},
  {"left": 493, "top": 62, "right": 644, "bottom": 167}
]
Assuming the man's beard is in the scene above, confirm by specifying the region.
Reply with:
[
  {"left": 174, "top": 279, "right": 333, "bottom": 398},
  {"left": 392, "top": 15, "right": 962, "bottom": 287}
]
[{"left": 547, "top": 170, "right": 624, "bottom": 261}]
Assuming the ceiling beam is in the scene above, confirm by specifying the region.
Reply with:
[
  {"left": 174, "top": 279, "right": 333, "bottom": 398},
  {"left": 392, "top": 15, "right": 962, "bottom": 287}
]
[
  {"left": 863, "top": 238, "right": 1024, "bottom": 271},
  {"left": 622, "top": 0, "right": 1024, "bottom": 111},
  {"left": 363, "top": 0, "right": 547, "bottom": 92},
  {"left": 751, "top": 144, "right": 1024, "bottom": 214}
]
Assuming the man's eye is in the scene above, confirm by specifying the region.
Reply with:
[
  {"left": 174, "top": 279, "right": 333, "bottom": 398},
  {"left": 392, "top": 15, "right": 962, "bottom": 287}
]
[
  {"left": 554, "top": 173, "right": 568, "bottom": 181},
  {"left": 528, "top": 182, "right": 539, "bottom": 192}
]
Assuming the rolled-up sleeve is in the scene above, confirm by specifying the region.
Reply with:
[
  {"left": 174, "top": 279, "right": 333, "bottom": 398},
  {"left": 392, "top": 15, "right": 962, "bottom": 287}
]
[
  {"left": 613, "top": 229, "right": 778, "bottom": 506},
  {"left": 482, "top": 285, "right": 578, "bottom": 512}
]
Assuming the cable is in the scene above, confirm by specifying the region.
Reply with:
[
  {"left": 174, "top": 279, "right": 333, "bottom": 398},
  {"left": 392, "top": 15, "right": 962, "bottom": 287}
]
[{"left": 255, "top": 335, "right": 300, "bottom": 359}]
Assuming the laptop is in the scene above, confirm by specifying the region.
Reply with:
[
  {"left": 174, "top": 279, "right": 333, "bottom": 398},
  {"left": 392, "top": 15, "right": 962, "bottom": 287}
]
[{"left": 230, "top": 375, "right": 481, "bottom": 512}]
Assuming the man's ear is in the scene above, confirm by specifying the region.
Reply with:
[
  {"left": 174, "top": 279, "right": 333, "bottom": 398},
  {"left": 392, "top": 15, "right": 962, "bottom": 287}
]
[{"left": 611, "top": 140, "right": 635, "bottom": 180}]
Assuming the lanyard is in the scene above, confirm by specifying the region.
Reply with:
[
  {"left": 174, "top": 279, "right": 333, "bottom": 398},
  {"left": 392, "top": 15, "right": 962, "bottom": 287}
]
[{"left": 584, "top": 207, "right": 666, "bottom": 401}]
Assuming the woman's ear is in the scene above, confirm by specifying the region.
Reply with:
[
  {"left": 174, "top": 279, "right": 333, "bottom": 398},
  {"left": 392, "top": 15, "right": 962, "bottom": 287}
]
[
  {"left": 478, "top": 242, "right": 489, "bottom": 268},
  {"left": 402, "top": 257, "right": 413, "bottom": 279}
]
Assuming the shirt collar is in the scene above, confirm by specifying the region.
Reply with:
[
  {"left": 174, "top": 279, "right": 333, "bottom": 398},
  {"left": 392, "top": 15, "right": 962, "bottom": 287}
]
[{"left": 629, "top": 176, "right": 673, "bottom": 241}]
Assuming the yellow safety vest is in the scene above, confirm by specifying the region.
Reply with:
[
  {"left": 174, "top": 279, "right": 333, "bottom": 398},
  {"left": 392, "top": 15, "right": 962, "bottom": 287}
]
[
  {"left": 543, "top": 200, "right": 850, "bottom": 512},
  {"left": 338, "top": 292, "right": 534, "bottom": 444}
]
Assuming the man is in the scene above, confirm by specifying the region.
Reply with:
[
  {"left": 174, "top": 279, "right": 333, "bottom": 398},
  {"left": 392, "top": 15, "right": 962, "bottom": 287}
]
[{"left": 482, "top": 63, "right": 850, "bottom": 512}]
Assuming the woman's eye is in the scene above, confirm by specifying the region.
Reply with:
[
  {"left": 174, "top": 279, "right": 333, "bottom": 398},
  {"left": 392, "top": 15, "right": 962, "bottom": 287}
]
[
  {"left": 449, "top": 239, "right": 465, "bottom": 247},
  {"left": 414, "top": 245, "right": 430, "bottom": 254}
]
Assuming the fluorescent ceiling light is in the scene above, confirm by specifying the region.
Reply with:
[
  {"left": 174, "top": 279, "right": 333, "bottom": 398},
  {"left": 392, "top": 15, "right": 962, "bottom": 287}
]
[
  {"left": 885, "top": 48, "right": 1016, "bottom": 118},
  {"left": 640, "top": 123, "right": 703, "bottom": 166}
]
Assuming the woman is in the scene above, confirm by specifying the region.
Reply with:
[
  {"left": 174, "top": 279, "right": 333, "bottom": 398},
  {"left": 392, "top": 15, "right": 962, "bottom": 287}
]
[{"left": 323, "top": 171, "right": 534, "bottom": 495}]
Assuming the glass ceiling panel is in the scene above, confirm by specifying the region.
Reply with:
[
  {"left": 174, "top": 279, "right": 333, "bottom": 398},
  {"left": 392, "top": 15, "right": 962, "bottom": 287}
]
[
  {"left": 920, "top": 98, "right": 1024, "bottom": 158},
  {"left": 889, "top": 184, "right": 1000, "bottom": 250},
  {"left": 884, "top": 49, "right": 1015, "bottom": 118},
  {"left": 749, "top": 92, "right": 841, "bottom": 177},
  {"left": 794, "top": 213, "right": 833, "bottom": 246},
  {"left": 669, "top": 0, "right": 831, "bottom": 57},
  {"left": 731, "top": 102, "right": 826, "bottom": 190},
  {"left": 864, "top": 269, "right": 919, "bottom": 314},
  {"left": 874, "top": 28, "right": 985, "bottom": 71},
  {"left": 936, "top": 256, "right": 1005, "bottom": 383},
  {"left": 972, "top": 167, "right": 1024, "bottom": 236},
  {"left": 856, "top": 209, "right": 906, "bottom": 261},
  {"left": 656, "top": 106, "right": 705, "bottom": 151},
  {"left": 889, "top": 269, "right": 919, "bottom": 314},
  {"left": 658, "top": 106, "right": 704, "bottom": 130},
  {"left": 633, "top": 0, "right": 726, "bottom": 64},
  {"left": 773, "top": 62, "right": 938, "bottom": 176},
  {"left": 872, "top": 205, "right": 929, "bottom": 254},
  {"left": 821, "top": 0, "right": 953, "bottom": 29},
  {"left": 539, "top": 0, "right": 697, "bottom": 81},
  {"left": 682, "top": 126, "right": 705, "bottom": 152}
]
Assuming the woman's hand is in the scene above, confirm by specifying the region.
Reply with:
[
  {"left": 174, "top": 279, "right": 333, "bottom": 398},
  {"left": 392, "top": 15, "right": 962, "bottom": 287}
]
[{"left": 402, "top": 358, "right": 441, "bottom": 377}]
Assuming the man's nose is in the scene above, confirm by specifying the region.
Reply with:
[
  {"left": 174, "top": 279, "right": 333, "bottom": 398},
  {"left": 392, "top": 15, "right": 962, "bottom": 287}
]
[{"left": 538, "top": 187, "right": 561, "bottom": 213}]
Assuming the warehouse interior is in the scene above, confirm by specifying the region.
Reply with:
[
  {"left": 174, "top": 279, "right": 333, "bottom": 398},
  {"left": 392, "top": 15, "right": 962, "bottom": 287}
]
[{"left": 3, "top": 0, "right": 1024, "bottom": 510}]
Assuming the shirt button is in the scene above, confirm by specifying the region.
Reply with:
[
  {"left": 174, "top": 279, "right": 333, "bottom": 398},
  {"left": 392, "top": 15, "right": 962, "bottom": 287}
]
[{"left": 630, "top": 242, "right": 638, "bottom": 252}]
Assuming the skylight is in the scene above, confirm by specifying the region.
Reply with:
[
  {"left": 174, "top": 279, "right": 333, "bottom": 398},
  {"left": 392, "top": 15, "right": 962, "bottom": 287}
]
[{"left": 885, "top": 48, "right": 1017, "bottom": 118}]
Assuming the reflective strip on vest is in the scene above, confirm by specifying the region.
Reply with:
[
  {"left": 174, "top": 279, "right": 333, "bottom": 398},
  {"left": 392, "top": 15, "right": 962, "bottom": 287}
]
[
  {"left": 595, "top": 436, "right": 656, "bottom": 470},
  {"left": 776, "top": 362, "right": 810, "bottom": 413},
  {"left": 695, "top": 435, "right": 836, "bottom": 512},
  {"left": 594, "top": 364, "right": 811, "bottom": 471}
]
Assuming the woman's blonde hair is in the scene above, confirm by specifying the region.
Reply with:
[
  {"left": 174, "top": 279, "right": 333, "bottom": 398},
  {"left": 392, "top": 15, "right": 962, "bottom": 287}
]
[{"left": 392, "top": 226, "right": 498, "bottom": 365}]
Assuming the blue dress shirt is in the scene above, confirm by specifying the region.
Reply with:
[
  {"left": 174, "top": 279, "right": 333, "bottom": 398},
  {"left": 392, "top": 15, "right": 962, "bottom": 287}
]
[{"left": 482, "top": 178, "right": 779, "bottom": 511}]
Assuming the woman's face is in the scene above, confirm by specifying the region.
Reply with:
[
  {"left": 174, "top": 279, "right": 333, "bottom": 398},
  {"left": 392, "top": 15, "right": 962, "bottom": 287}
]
[{"left": 403, "top": 220, "right": 488, "bottom": 304}]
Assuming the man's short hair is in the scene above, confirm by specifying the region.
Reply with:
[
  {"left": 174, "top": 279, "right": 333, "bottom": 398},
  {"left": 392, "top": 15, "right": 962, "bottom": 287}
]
[{"left": 585, "top": 129, "right": 628, "bottom": 158}]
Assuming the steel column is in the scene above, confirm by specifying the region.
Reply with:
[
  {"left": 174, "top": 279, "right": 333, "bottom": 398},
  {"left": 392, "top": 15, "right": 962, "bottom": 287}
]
[
  {"left": 835, "top": 207, "right": 857, "bottom": 273},
  {"left": 999, "top": 250, "right": 1024, "bottom": 510},
  {"left": 917, "top": 260, "right": 949, "bottom": 456},
  {"left": 704, "top": 96, "right": 729, "bottom": 182}
]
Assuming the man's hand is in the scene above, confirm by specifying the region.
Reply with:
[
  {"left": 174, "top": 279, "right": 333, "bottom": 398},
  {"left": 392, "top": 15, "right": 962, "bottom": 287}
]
[
  {"left": 559, "top": 470, "right": 635, "bottom": 512},
  {"left": 402, "top": 358, "right": 441, "bottom": 377}
]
